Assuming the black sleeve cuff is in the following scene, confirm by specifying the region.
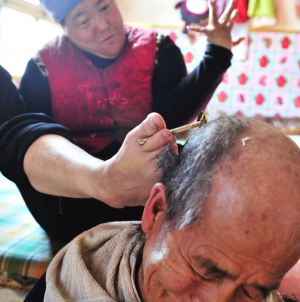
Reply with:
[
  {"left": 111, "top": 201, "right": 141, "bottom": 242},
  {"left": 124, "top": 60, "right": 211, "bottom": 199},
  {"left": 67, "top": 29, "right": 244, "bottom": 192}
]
[
  {"left": 0, "top": 113, "right": 75, "bottom": 187},
  {"left": 205, "top": 43, "right": 233, "bottom": 60}
]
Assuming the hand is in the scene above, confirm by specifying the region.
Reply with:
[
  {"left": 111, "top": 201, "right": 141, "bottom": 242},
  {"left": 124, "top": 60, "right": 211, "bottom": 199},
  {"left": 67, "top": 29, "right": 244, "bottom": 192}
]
[
  {"left": 187, "top": 0, "right": 244, "bottom": 50},
  {"left": 98, "top": 113, "right": 178, "bottom": 208},
  {"left": 24, "top": 114, "right": 176, "bottom": 206}
]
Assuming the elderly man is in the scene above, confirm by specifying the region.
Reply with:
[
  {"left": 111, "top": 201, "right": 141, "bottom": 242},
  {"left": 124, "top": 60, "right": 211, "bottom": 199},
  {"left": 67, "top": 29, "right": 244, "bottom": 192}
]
[{"left": 26, "top": 116, "right": 300, "bottom": 302}]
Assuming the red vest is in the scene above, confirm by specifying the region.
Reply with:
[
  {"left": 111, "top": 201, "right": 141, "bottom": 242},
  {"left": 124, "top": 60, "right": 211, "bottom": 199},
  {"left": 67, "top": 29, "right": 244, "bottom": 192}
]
[{"left": 39, "top": 26, "right": 157, "bottom": 154}]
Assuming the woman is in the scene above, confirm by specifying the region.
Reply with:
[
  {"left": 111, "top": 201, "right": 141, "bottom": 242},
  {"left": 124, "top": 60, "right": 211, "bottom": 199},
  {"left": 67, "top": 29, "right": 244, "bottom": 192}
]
[{"left": 0, "top": 0, "right": 240, "bottom": 241}]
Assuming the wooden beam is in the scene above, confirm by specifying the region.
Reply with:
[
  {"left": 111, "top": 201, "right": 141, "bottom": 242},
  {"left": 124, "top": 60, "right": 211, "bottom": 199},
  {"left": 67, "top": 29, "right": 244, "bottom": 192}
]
[{"left": 0, "top": 0, "right": 55, "bottom": 23}]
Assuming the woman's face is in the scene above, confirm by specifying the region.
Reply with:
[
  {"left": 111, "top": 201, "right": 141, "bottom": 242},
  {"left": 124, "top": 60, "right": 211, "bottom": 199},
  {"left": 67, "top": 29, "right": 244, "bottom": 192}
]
[{"left": 64, "top": 0, "right": 126, "bottom": 59}]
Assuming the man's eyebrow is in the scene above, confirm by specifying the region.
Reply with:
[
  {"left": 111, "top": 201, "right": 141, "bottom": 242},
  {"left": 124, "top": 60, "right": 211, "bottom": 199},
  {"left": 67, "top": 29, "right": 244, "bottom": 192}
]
[{"left": 194, "top": 256, "right": 238, "bottom": 281}]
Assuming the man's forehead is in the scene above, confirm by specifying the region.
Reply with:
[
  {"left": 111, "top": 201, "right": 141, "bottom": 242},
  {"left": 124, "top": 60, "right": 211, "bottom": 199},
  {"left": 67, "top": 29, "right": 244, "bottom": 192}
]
[{"left": 190, "top": 163, "right": 300, "bottom": 276}]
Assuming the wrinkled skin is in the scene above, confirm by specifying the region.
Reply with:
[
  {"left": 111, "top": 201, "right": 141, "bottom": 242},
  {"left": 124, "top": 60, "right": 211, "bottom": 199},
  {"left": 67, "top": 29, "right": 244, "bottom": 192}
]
[
  {"left": 64, "top": 0, "right": 126, "bottom": 59},
  {"left": 138, "top": 125, "right": 300, "bottom": 302}
]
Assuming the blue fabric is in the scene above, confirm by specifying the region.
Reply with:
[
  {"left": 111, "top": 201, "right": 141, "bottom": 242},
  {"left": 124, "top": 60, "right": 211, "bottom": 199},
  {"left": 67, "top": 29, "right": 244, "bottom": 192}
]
[{"left": 40, "top": 0, "right": 83, "bottom": 22}]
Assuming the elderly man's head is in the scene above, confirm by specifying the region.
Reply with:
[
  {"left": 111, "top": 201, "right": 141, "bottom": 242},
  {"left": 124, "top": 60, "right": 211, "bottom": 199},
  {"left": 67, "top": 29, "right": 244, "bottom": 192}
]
[{"left": 138, "top": 116, "right": 300, "bottom": 301}]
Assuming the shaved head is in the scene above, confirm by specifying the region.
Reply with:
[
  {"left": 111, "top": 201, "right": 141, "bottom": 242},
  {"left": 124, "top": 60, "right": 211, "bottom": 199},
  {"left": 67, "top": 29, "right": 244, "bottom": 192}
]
[
  {"left": 140, "top": 116, "right": 300, "bottom": 302},
  {"left": 207, "top": 120, "right": 300, "bottom": 269}
]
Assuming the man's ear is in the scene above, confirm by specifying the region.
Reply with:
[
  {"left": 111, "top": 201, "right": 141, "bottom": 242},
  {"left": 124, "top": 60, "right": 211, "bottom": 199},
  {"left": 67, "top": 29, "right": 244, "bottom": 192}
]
[{"left": 141, "top": 183, "right": 167, "bottom": 233}]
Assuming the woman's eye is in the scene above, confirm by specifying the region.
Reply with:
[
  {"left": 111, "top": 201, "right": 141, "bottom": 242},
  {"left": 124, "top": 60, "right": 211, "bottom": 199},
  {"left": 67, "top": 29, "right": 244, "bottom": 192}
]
[
  {"left": 75, "top": 18, "right": 89, "bottom": 27},
  {"left": 100, "top": 5, "right": 109, "bottom": 12},
  {"left": 80, "top": 19, "right": 89, "bottom": 26},
  {"left": 98, "top": 0, "right": 111, "bottom": 13}
]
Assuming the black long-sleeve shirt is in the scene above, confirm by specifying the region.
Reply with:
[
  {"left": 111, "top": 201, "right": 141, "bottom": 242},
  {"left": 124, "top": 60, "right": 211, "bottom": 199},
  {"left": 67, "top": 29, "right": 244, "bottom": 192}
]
[{"left": 19, "top": 37, "right": 232, "bottom": 128}]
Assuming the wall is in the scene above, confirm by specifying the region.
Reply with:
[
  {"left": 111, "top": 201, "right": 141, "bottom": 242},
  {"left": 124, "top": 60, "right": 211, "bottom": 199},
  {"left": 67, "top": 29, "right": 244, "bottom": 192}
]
[
  {"left": 116, "top": 0, "right": 300, "bottom": 32},
  {"left": 150, "top": 27, "right": 300, "bottom": 120},
  {"left": 116, "top": 0, "right": 300, "bottom": 120},
  {"left": 115, "top": 0, "right": 182, "bottom": 27},
  {"left": 272, "top": 0, "right": 300, "bottom": 32},
  {"left": 202, "top": 30, "right": 300, "bottom": 119}
]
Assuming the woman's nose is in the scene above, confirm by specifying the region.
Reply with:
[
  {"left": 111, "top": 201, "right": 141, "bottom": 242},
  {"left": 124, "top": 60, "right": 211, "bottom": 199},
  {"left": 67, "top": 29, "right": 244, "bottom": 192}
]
[{"left": 94, "top": 15, "right": 109, "bottom": 32}]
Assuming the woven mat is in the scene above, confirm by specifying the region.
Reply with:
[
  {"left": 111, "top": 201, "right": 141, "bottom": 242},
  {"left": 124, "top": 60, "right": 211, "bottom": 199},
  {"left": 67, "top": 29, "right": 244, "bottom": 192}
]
[{"left": 0, "top": 173, "right": 65, "bottom": 292}]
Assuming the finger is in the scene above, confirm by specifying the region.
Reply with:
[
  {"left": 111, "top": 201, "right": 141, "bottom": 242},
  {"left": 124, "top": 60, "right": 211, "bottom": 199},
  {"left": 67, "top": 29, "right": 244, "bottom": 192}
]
[
  {"left": 135, "top": 112, "right": 166, "bottom": 139},
  {"left": 124, "top": 112, "right": 173, "bottom": 152},
  {"left": 146, "top": 134, "right": 178, "bottom": 156},
  {"left": 226, "top": 9, "right": 238, "bottom": 29},
  {"left": 230, "top": 8, "right": 238, "bottom": 21},
  {"left": 186, "top": 25, "right": 207, "bottom": 34},
  {"left": 226, "top": 9, "right": 238, "bottom": 30},
  {"left": 232, "top": 37, "right": 245, "bottom": 47},
  {"left": 139, "top": 128, "right": 173, "bottom": 152},
  {"left": 208, "top": 0, "right": 218, "bottom": 26},
  {"left": 219, "top": 0, "right": 236, "bottom": 24},
  {"left": 172, "top": 136, "right": 179, "bottom": 155}
]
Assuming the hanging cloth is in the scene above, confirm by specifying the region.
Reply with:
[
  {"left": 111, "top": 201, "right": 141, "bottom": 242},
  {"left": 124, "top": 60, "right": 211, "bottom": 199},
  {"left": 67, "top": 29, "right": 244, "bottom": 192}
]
[
  {"left": 248, "top": 0, "right": 277, "bottom": 28},
  {"left": 235, "top": 0, "right": 249, "bottom": 23},
  {"left": 296, "top": 0, "right": 300, "bottom": 19},
  {"left": 214, "top": 0, "right": 230, "bottom": 18},
  {"left": 215, "top": 0, "right": 249, "bottom": 23},
  {"left": 175, "top": 0, "right": 209, "bottom": 33}
]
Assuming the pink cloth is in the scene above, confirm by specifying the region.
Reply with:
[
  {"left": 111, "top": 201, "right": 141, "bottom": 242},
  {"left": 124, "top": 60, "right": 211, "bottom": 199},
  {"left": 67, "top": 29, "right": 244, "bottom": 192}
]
[{"left": 215, "top": 0, "right": 249, "bottom": 22}]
